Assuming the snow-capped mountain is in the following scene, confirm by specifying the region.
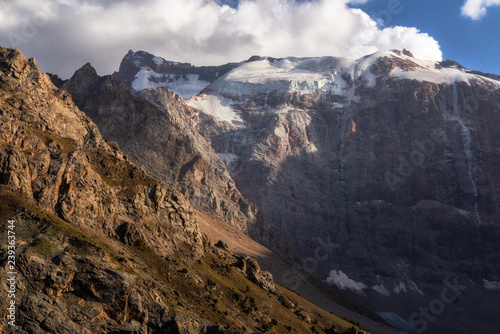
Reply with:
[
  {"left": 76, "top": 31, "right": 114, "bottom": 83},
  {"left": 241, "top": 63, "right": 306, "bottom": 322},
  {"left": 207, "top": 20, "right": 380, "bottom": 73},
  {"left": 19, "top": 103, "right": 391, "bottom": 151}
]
[
  {"left": 117, "top": 49, "right": 500, "bottom": 127},
  {"left": 113, "top": 50, "right": 239, "bottom": 99},
  {"left": 206, "top": 50, "right": 500, "bottom": 98},
  {"left": 111, "top": 49, "right": 500, "bottom": 334}
]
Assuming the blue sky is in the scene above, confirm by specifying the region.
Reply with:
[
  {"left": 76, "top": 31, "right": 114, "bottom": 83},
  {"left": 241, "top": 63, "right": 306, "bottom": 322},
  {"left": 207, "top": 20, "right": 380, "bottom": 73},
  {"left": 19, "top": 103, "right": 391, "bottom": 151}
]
[
  {"left": 0, "top": 0, "right": 498, "bottom": 77},
  {"left": 350, "top": 0, "right": 500, "bottom": 75}
]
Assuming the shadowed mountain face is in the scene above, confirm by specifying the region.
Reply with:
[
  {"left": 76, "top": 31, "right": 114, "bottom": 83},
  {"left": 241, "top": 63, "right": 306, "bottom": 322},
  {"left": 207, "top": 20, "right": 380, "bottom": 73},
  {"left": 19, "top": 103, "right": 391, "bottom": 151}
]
[
  {"left": 0, "top": 47, "right": 375, "bottom": 334},
  {"left": 111, "top": 50, "right": 500, "bottom": 334}
]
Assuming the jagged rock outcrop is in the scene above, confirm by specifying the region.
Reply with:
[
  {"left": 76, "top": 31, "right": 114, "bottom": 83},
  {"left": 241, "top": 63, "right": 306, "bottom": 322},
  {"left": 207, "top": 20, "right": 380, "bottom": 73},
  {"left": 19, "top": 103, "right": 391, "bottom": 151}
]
[
  {"left": 0, "top": 48, "right": 202, "bottom": 258},
  {"left": 235, "top": 255, "right": 276, "bottom": 293},
  {"left": 14, "top": 247, "right": 175, "bottom": 333}
]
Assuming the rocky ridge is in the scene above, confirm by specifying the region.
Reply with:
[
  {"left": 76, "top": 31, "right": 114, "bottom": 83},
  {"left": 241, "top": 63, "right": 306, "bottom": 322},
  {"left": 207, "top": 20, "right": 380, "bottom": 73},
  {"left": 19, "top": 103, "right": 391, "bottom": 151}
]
[{"left": 0, "top": 48, "right": 202, "bottom": 258}]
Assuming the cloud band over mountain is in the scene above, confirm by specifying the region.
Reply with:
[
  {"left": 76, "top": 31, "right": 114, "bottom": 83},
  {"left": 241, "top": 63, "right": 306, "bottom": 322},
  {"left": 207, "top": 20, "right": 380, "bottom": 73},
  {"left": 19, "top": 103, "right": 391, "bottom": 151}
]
[{"left": 0, "top": 0, "right": 442, "bottom": 78}]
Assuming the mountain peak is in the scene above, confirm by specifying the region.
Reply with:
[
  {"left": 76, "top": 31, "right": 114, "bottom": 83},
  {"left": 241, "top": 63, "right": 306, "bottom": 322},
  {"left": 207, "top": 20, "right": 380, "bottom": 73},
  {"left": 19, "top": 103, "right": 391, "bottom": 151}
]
[
  {"left": 110, "top": 49, "right": 500, "bottom": 111},
  {"left": 0, "top": 47, "right": 40, "bottom": 80},
  {"left": 390, "top": 48, "right": 414, "bottom": 58},
  {"left": 108, "top": 47, "right": 500, "bottom": 334},
  {"left": 63, "top": 62, "right": 102, "bottom": 105},
  {"left": 79, "top": 62, "right": 98, "bottom": 76},
  {"left": 113, "top": 50, "right": 239, "bottom": 98},
  {"left": 0, "top": 47, "right": 26, "bottom": 73}
]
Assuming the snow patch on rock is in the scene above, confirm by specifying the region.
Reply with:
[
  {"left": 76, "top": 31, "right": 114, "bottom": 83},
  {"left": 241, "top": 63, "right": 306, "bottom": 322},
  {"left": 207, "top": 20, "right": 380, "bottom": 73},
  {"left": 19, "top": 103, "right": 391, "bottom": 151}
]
[
  {"left": 484, "top": 279, "right": 500, "bottom": 290},
  {"left": 407, "top": 280, "right": 425, "bottom": 296},
  {"left": 393, "top": 281, "right": 407, "bottom": 294},
  {"left": 392, "top": 64, "right": 476, "bottom": 85},
  {"left": 270, "top": 106, "right": 294, "bottom": 114},
  {"left": 326, "top": 270, "right": 367, "bottom": 293},
  {"left": 153, "top": 56, "right": 164, "bottom": 65},
  {"left": 377, "top": 312, "right": 417, "bottom": 333},
  {"left": 372, "top": 284, "right": 391, "bottom": 296},
  {"left": 132, "top": 67, "right": 210, "bottom": 99},
  {"left": 208, "top": 57, "right": 356, "bottom": 97},
  {"left": 187, "top": 94, "right": 243, "bottom": 126},
  {"left": 390, "top": 53, "right": 500, "bottom": 86}
]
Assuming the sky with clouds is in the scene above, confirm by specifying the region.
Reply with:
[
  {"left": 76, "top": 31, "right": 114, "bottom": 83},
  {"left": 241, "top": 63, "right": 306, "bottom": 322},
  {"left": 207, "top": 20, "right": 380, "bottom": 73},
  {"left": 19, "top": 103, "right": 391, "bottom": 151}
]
[{"left": 0, "top": 0, "right": 498, "bottom": 78}]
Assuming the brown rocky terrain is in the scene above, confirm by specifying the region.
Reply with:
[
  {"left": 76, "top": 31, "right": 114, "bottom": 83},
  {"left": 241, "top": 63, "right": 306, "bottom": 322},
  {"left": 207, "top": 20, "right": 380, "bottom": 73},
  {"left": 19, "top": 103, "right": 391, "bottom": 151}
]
[
  {"left": 112, "top": 50, "right": 500, "bottom": 334},
  {"left": 0, "top": 47, "right": 373, "bottom": 333}
]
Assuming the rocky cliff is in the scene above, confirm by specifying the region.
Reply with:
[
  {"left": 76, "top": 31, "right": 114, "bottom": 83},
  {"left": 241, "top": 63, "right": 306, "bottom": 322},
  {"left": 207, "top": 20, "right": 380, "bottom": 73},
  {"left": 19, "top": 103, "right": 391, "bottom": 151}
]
[
  {"left": 115, "top": 49, "right": 500, "bottom": 334},
  {"left": 0, "top": 47, "right": 368, "bottom": 334}
]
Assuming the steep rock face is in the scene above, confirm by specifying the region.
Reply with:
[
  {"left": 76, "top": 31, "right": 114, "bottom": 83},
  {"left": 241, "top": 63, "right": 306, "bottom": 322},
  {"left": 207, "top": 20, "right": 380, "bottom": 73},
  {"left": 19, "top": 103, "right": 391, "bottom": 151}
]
[
  {"left": 124, "top": 50, "right": 500, "bottom": 333},
  {"left": 0, "top": 48, "right": 202, "bottom": 257},
  {"left": 0, "top": 47, "right": 204, "bottom": 333},
  {"left": 61, "top": 63, "right": 291, "bottom": 257},
  {"left": 0, "top": 47, "right": 368, "bottom": 334}
]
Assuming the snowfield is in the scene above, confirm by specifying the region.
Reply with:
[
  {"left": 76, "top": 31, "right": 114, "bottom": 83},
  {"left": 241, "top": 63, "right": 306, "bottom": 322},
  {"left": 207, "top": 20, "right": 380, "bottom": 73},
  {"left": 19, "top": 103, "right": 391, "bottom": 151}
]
[
  {"left": 132, "top": 67, "right": 211, "bottom": 99},
  {"left": 187, "top": 94, "right": 243, "bottom": 126},
  {"left": 132, "top": 51, "right": 500, "bottom": 103},
  {"left": 206, "top": 51, "right": 500, "bottom": 100},
  {"left": 326, "top": 269, "right": 367, "bottom": 293},
  {"left": 207, "top": 56, "right": 355, "bottom": 97},
  {"left": 391, "top": 56, "right": 500, "bottom": 85}
]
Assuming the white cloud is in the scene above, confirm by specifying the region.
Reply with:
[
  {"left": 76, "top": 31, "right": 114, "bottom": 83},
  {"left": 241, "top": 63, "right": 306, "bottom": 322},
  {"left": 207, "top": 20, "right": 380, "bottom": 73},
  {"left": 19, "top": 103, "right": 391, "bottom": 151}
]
[
  {"left": 0, "top": 0, "right": 442, "bottom": 78},
  {"left": 461, "top": 0, "right": 500, "bottom": 20}
]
